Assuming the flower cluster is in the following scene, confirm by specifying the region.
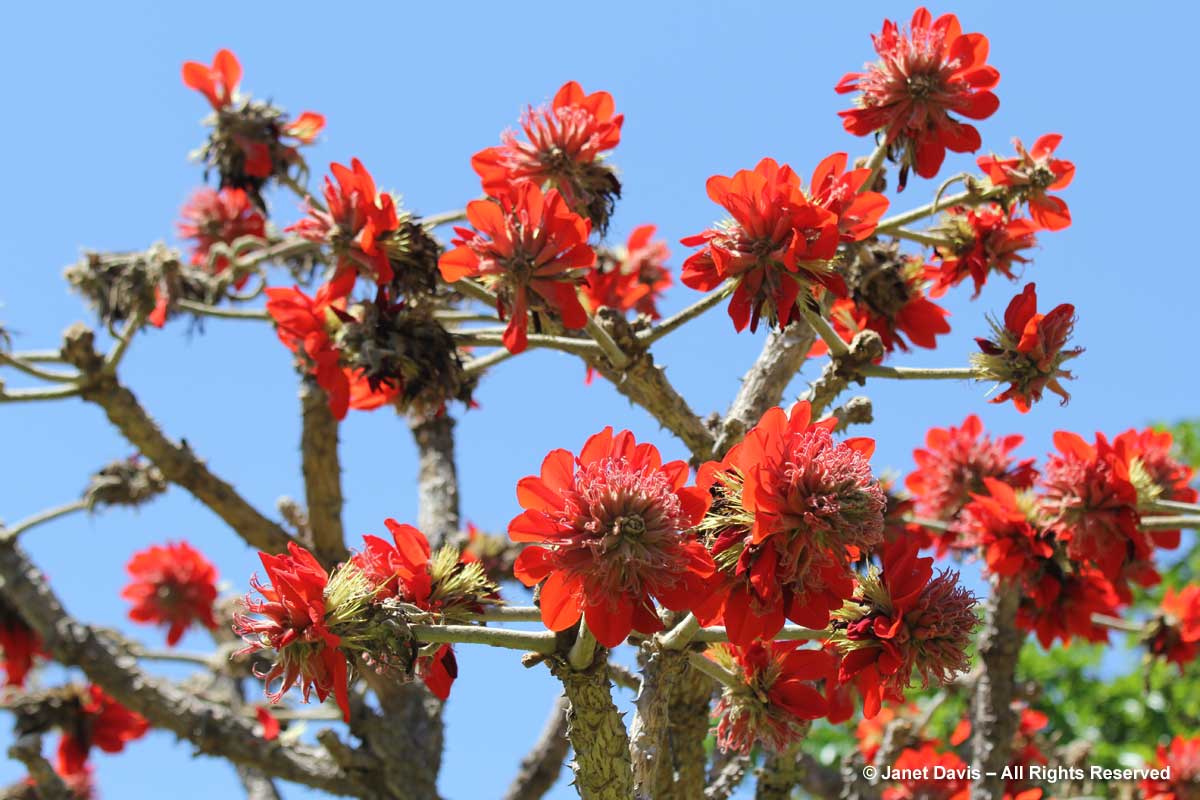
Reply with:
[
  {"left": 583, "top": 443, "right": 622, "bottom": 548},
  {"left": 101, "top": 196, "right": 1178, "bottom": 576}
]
[
  {"left": 56, "top": 685, "right": 149, "bottom": 776},
  {"left": 1141, "top": 735, "right": 1200, "bottom": 800},
  {"left": 829, "top": 540, "right": 977, "bottom": 717},
  {"left": 440, "top": 183, "right": 595, "bottom": 354},
  {"left": 236, "top": 529, "right": 499, "bottom": 717},
  {"left": 973, "top": 282, "right": 1082, "bottom": 412},
  {"left": 978, "top": 134, "right": 1075, "bottom": 231},
  {"left": 695, "top": 401, "right": 886, "bottom": 643},
  {"left": 709, "top": 641, "right": 834, "bottom": 753},
  {"left": 927, "top": 205, "right": 1038, "bottom": 298},
  {"left": 681, "top": 157, "right": 854, "bottom": 333},
  {"left": 0, "top": 596, "right": 45, "bottom": 687},
  {"left": 121, "top": 541, "right": 219, "bottom": 646},
  {"left": 510, "top": 427, "right": 714, "bottom": 648},
  {"left": 472, "top": 81, "right": 623, "bottom": 232},
  {"left": 836, "top": 8, "right": 999, "bottom": 189},
  {"left": 183, "top": 49, "right": 324, "bottom": 201},
  {"left": 582, "top": 225, "right": 672, "bottom": 320}
]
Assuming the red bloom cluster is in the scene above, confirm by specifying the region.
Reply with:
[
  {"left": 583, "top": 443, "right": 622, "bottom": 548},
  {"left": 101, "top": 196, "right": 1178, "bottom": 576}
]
[
  {"left": 695, "top": 402, "right": 885, "bottom": 644},
  {"left": 1146, "top": 585, "right": 1200, "bottom": 670},
  {"left": 906, "top": 414, "right": 1035, "bottom": 525},
  {"left": 472, "top": 81, "right": 623, "bottom": 229},
  {"left": 287, "top": 159, "right": 400, "bottom": 299},
  {"left": 1040, "top": 431, "right": 1145, "bottom": 582},
  {"left": 57, "top": 685, "right": 149, "bottom": 775},
  {"left": 837, "top": 8, "right": 1000, "bottom": 188},
  {"left": 927, "top": 205, "right": 1039, "bottom": 299},
  {"left": 440, "top": 183, "right": 595, "bottom": 354},
  {"left": 1018, "top": 563, "right": 1119, "bottom": 649},
  {"left": 265, "top": 285, "right": 394, "bottom": 419},
  {"left": 973, "top": 282, "right": 1082, "bottom": 412},
  {"left": 121, "top": 541, "right": 219, "bottom": 646},
  {"left": 1141, "top": 735, "right": 1200, "bottom": 800},
  {"left": 814, "top": 259, "right": 951, "bottom": 357},
  {"left": 234, "top": 542, "right": 351, "bottom": 722},
  {"left": 978, "top": 134, "right": 1075, "bottom": 231},
  {"left": 681, "top": 158, "right": 845, "bottom": 333},
  {"left": 177, "top": 187, "right": 266, "bottom": 283},
  {"left": 182, "top": 49, "right": 324, "bottom": 181},
  {"left": 582, "top": 224, "right": 672, "bottom": 320},
  {"left": 881, "top": 743, "right": 970, "bottom": 800},
  {"left": 350, "top": 520, "right": 490, "bottom": 699},
  {"left": 832, "top": 540, "right": 977, "bottom": 718},
  {"left": 1119, "top": 426, "right": 1199, "bottom": 549},
  {"left": 510, "top": 427, "right": 714, "bottom": 648},
  {"left": 0, "top": 597, "right": 45, "bottom": 687},
  {"left": 710, "top": 641, "right": 834, "bottom": 753},
  {"left": 957, "top": 478, "right": 1053, "bottom": 578}
]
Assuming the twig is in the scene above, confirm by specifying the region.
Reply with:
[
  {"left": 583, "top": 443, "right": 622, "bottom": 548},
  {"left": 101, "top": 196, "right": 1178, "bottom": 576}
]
[
  {"left": 0, "top": 384, "right": 84, "bottom": 403},
  {"left": 1091, "top": 613, "right": 1147, "bottom": 635},
  {"left": 408, "top": 624, "right": 558, "bottom": 654},
  {"left": 860, "top": 364, "right": 980, "bottom": 381},
  {"left": 422, "top": 208, "right": 469, "bottom": 228},
  {"left": 584, "top": 316, "right": 631, "bottom": 370},
  {"left": 0, "top": 351, "right": 80, "bottom": 382},
  {"left": 639, "top": 281, "right": 737, "bottom": 344},
  {"left": 659, "top": 613, "right": 701, "bottom": 650},
  {"left": 0, "top": 499, "right": 90, "bottom": 544},
  {"left": 692, "top": 625, "right": 826, "bottom": 644},
  {"left": 890, "top": 228, "right": 954, "bottom": 249},
  {"left": 177, "top": 299, "right": 270, "bottom": 321},
  {"left": 685, "top": 652, "right": 738, "bottom": 689},
  {"left": 802, "top": 306, "right": 850, "bottom": 358},
  {"left": 463, "top": 348, "right": 517, "bottom": 376},
  {"left": 860, "top": 140, "right": 888, "bottom": 193},
  {"left": 453, "top": 330, "right": 604, "bottom": 356},
  {"left": 568, "top": 619, "right": 598, "bottom": 670},
  {"left": 875, "top": 185, "right": 1003, "bottom": 232},
  {"left": 471, "top": 606, "right": 545, "bottom": 623},
  {"left": 1139, "top": 515, "right": 1200, "bottom": 531}
]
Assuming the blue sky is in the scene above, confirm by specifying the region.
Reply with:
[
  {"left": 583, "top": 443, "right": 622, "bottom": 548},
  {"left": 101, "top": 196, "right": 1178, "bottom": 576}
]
[{"left": 2, "top": 1, "right": 1197, "bottom": 797}]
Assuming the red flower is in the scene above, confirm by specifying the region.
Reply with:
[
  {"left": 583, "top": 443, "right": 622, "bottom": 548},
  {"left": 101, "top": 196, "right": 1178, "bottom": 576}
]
[
  {"left": 57, "top": 685, "right": 149, "bottom": 775},
  {"left": 283, "top": 111, "right": 326, "bottom": 144},
  {"left": 1141, "top": 735, "right": 1200, "bottom": 800},
  {"left": 509, "top": 427, "right": 715, "bottom": 649},
  {"left": 807, "top": 153, "right": 890, "bottom": 242},
  {"left": 1146, "top": 585, "right": 1200, "bottom": 670},
  {"left": 710, "top": 642, "right": 834, "bottom": 754},
  {"left": 265, "top": 285, "right": 350, "bottom": 419},
  {"left": 181, "top": 49, "right": 241, "bottom": 110},
  {"left": 837, "top": 8, "right": 1000, "bottom": 188},
  {"left": 439, "top": 183, "right": 595, "bottom": 354},
  {"left": 1016, "top": 563, "right": 1120, "bottom": 648},
  {"left": 350, "top": 520, "right": 488, "bottom": 699},
  {"left": 973, "top": 282, "right": 1082, "bottom": 412},
  {"left": 681, "top": 158, "right": 842, "bottom": 333},
  {"left": 234, "top": 542, "right": 352, "bottom": 722},
  {"left": 472, "top": 81, "right": 623, "bottom": 229},
  {"left": 1117, "top": 427, "right": 1199, "bottom": 549},
  {"left": 121, "top": 541, "right": 219, "bottom": 647},
  {"left": 177, "top": 187, "right": 267, "bottom": 285},
  {"left": 881, "top": 744, "right": 970, "bottom": 800},
  {"left": 287, "top": 159, "right": 400, "bottom": 299},
  {"left": 832, "top": 540, "right": 977, "bottom": 718},
  {"left": 0, "top": 597, "right": 45, "bottom": 687},
  {"left": 582, "top": 224, "right": 672, "bottom": 320},
  {"left": 927, "top": 205, "right": 1039, "bottom": 298},
  {"left": 978, "top": 134, "right": 1075, "bottom": 231},
  {"left": 1040, "top": 431, "right": 1146, "bottom": 581},
  {"left": 256, "top": 707, "right": 281, "bottom": 741},
  {"left": 813, "top": 261, "right": 951, "bottom": 356},
  {"left": 695, "top": 402, "right": 885, "bottom": 644},
  {"left": 957, "top": 478, "right": 1054, "bottom": 577},
  {"left": 905, "top": 414, "right": 1036, "bottom": 524}
]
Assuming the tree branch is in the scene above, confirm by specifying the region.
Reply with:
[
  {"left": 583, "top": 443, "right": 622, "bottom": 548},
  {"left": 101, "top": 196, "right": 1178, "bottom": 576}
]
[
  {"left": 714, "top": 321, "right": 817, "bottom": 458},
  {"left": 59, "top": 324, "right": 293, "bottom": 554},
  {"left": 970, "top": 579, "right": 1022, "bottom": 800},
  {"left": 300, "top": 381, "right": 348, "bottom": 564},
  {"left": 410, "top": 415, "right": 460, "bottom": 548},
  {"left": 0, "top": 538, "right": 373, "bottom": 798},
  {"left": 7, "top": 734, "right": 72, "bottom": 800},
  {"left": 549, "top": 660, "right": 634, "bottom": 800}
]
